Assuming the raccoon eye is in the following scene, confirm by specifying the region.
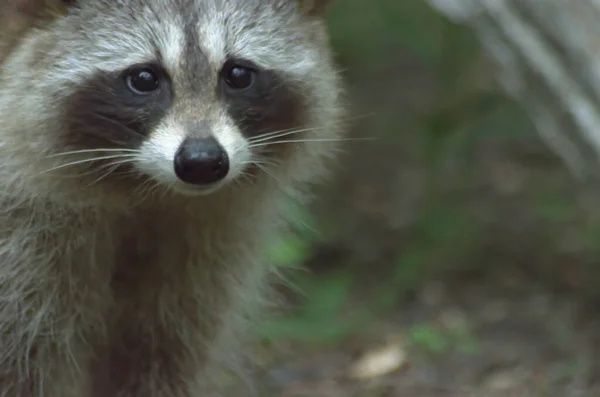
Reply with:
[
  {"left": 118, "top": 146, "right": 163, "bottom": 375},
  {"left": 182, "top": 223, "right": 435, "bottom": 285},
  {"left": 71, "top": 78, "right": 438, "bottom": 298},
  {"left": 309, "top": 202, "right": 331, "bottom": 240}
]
[
  {"left": 126, "top": 68, "right": 160, "bottom": 94},
  {"left": 224, "top": 64, "right": 256, "bottom": 90}
]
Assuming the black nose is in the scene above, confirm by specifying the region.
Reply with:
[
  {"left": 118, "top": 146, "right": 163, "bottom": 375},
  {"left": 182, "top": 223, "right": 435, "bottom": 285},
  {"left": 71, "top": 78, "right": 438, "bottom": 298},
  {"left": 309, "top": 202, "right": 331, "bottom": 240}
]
[{"left": 173, "top": 137, "right": 229, "bottom": 186}]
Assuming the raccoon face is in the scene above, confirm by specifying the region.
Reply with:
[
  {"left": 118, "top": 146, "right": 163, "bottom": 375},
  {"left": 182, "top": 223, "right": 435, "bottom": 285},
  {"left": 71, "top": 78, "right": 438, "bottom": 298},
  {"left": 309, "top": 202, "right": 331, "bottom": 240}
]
[{"left": 6, "top": 0, "right": 343, "bottom": 197}]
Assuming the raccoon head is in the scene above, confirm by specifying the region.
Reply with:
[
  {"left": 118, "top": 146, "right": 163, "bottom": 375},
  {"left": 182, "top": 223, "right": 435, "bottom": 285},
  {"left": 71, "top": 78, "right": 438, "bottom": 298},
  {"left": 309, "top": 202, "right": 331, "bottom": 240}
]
[{"left": 0, "top": 0, "right": 344, "bottom": 200}]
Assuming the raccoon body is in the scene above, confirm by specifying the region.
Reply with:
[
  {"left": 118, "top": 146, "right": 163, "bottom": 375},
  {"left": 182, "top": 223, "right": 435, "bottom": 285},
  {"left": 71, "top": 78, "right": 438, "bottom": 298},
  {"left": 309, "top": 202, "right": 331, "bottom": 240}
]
[{"left": 0, "top": 1, "right": 344, "bottom": 396}]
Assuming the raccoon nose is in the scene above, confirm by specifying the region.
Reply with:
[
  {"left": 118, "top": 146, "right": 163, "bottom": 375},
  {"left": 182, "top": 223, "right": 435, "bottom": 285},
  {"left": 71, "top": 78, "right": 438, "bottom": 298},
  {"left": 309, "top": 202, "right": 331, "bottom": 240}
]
[{"left": 173, "top": 137, "right": 229, "bottom": 186}]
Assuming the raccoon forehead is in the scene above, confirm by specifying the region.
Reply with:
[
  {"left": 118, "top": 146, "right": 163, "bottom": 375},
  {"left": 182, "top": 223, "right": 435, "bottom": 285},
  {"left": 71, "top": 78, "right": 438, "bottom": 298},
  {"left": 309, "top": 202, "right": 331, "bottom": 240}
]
[
  {"left": 193, "top": 2, "right": 322, "bottom": 72},
  {"left": 49, "top": 11, "right": 186, "bottom": 81},
  {"left": 55, "top": 0, "right": 320, "bottom": 81}
]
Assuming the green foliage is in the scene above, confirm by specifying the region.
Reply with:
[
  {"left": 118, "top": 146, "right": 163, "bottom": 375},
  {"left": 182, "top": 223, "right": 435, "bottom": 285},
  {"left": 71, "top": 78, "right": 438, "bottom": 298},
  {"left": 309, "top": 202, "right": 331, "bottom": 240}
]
[
  {"left": 581, "top": 221, "right": 600, "bottom": 254},
  {"left": 408, "top": 321, "right": 479, "bottom": 356},
  {"left": 408, "top": 324, "right": 448, "bottom": 355},
  {"left": 451, "top": 323, "right": 480, "bottom": 355},
  {"left": 259, "top": 271, "right": 363, "bottom": 345},
  {"left": 266, "top": 234, "right": 311, "bottom": 269},
  {"left": 532, "top": 193, "right": 574, "bottom": 223},
  {"left": 326, "top": 0, "right": 444, "bottom": 74},
  {"left": 265, "top": 199, "right": 322, "bottom": 269}
]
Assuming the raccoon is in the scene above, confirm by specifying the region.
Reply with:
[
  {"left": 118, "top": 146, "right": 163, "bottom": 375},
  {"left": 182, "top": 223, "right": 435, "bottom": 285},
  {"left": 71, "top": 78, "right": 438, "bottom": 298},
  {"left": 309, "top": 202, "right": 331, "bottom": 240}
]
[{"left": 0, "top": 0, "right": 345, "bottom": 396}]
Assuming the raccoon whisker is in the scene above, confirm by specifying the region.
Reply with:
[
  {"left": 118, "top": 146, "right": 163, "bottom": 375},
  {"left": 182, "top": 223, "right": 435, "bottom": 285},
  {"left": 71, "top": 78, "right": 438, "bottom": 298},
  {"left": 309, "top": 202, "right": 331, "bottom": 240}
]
[
  {"left": 88, "top": 113, "right": 148, "bottom": 141},
  {"left": 37, "top": 154, "right": 139, "bottom": 176},
  {"left": 85, "top": 159, "right": 136, "bottom": 187},
  {"left": 253, "top": 150, "right": 285, "bottom": 170},
  {"left": 160, "top": 182, "right": 175, "bottom": 200},
  {"left": 257, "top": 159, "right": 281, "bottom": 169},
  {"left": 241, "top": 159, "right": 277, "bottom": 168},
  {"left": 253, "top": 163, "right": 277, "bottom": 180},
  {"left": 48, "top": 148, "right": 141, "bottom": 158},
  {"left": 247, "top": 113, "right": 376, "bottom": 143},
  {"left": 135, "top": 171, "right": 170, "bottom": 201},
  {"left": 136, "top": 184, "right": 154, "bottom": 202},
  {"left": 137, "top": 175, "right": 167, "bottom": 204},
  {"left": 84, "top": 166, "right": 118, "bottom": 188},
  {"left": 60, "top": 164, "right": 134, "bottom": 180},
  {"left": 234, "top": 170, "right": 257, "bottom": 187},
  {"left": 248, "top": 137, "right": 374, "bottom": 148},
  {"left": 94, "top": 158, "right": 137, "bottom": 173},
  {"left": 132, "top": 177, "right": 159, "bottom": 203},
  {"left": 247, "top": 126, "right": 326, "bottom": 144},
  {"left": 247, "top": 126, "right": 307, "bottom": 142},
  {"left": 242, "top": 152, "right": 282, "bottom": 171},
  {"left": 109, "top": 168, "right": 136, "bottom": 177},
  {"left": 252, "top": 162, "right": 285, "bottom": 189},
  {"left": 59, "top": 167, "right": 112, "bottom": 180},
  {"left": 54, "top": 160, "right": 137, "bottom": 180}
]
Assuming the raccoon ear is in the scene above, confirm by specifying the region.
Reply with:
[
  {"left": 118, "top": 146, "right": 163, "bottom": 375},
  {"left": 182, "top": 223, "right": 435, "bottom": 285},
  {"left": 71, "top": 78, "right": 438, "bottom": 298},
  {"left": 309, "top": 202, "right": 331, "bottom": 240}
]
[{"left": 297, "top": 0, "right": 337, "bottom": 17}]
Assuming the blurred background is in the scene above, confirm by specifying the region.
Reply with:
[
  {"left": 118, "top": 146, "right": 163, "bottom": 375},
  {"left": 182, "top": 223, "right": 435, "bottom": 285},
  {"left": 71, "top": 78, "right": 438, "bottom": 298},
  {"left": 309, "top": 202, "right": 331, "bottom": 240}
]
[{"left": 224, "top": 1, "right": 600, "bottom": 396}]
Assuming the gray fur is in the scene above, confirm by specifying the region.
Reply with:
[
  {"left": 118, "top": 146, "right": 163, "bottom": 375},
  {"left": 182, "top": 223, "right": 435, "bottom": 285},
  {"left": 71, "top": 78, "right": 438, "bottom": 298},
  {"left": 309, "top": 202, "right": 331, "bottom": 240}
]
[{"left": 0, "top": 0, "right": 344, "bottom": 396}]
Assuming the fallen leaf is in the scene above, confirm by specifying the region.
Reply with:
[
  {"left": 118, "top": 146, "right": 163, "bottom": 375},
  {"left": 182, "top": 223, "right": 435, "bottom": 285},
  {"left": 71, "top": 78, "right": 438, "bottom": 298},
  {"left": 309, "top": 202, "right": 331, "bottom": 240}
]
[{"left": 347, "top": 341, "right": 407, "bottom": 380}]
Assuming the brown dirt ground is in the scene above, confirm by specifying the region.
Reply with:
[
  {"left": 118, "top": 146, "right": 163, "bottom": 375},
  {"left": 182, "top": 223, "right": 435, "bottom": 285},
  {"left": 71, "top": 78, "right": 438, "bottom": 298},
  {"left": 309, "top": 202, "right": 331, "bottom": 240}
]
[{"left": 217, "top": 273, "right": 600, "bottom": 396}]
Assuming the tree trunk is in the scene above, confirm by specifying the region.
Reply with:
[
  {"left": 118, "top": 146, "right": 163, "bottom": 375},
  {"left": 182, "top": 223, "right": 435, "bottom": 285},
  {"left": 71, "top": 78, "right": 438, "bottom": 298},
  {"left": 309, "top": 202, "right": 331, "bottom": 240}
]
[{"left": 427, "top": 0, "right": 600, "bottom": 179}]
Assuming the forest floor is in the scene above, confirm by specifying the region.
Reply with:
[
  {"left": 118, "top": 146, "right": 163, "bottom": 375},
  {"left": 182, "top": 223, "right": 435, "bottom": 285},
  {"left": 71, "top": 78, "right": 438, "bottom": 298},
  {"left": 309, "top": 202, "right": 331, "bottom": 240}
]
[{"left": 217, "top": 267, "right": 600, "bottom": 397}]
